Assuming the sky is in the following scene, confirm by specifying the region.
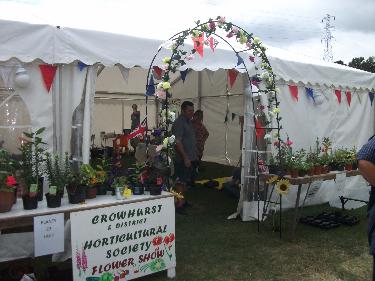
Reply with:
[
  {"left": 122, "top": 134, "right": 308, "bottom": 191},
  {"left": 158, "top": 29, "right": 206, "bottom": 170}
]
[{"left": 0, "top": 0, "right": 374, "bottom": 63}]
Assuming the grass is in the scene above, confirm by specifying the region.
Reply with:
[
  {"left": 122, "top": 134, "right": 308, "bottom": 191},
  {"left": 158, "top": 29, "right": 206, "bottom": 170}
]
[{"left": 140, "top": 184, "right": 371, "bottom": 281}]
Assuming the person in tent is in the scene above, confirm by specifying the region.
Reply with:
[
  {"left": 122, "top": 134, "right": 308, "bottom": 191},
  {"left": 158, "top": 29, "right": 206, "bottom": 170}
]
[
  {"left": 130, "top": 104, "right": 141, "bottom": 153},
  {"left": 357, "top": 135, "right": 375, "bottom": 281},
  {"left": 191, "top": 110, "right": 209, "bottom": 170},
  {"left": 172, "top": 101, "right": 197, "bottom": 214}
]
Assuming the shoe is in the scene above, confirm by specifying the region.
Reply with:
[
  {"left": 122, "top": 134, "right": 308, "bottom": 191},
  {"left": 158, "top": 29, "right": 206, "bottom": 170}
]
[
  {"left": 183, "top": 201, "right": 193, "bottom": 208},
  {"left": 176, "top": 207, "right": 187, "bottom": 215}
]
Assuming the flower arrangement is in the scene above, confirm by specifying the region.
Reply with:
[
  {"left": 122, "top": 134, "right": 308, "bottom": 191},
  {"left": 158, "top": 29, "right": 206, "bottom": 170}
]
[{"left": 80, "top": 164, "right": 97, "bottom": 186}]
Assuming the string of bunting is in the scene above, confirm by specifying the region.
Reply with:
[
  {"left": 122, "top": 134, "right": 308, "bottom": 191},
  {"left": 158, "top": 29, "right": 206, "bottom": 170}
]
[{"left": 287, "top": 84, "right": 374, "bottom": 107}]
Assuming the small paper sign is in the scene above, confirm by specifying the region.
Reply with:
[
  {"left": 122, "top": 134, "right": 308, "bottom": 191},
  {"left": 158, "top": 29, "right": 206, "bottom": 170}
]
[
  {"left": 49, "top": 185, "right": 57, "bottom": 195},
  {"left": 30, "top": 184, "right": 38, "bottom": 193},
  {"left": 34, "top": 213, "right": 64, "bottom": 257}
]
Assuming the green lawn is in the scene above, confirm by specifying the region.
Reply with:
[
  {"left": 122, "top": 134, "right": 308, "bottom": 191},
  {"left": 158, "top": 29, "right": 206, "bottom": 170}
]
[{"left": 141, "top": 184, "right": 371, "bottom": 281}]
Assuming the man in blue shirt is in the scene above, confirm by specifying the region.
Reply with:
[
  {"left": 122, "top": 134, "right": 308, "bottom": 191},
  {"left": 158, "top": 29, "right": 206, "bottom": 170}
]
[
  {"left": 358, "top": 135, "right": 375, "bottom": 280},
  {"left": 172, "top": 101, "right": 197, "bottom": 214}
]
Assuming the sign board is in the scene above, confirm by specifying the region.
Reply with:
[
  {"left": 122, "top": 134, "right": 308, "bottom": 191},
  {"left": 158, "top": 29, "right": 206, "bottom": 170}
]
[
  {"left": 70, "top": 196, "right": 176, "bottom": 281},
  {"left": 34, "top": 213, "right": 64, "bottom": 257}
]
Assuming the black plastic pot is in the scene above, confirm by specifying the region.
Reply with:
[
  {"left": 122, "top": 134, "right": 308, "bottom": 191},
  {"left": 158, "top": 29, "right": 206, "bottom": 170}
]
[
  {"left": 96, "top": 184, "right": 107, "bottom": 195},
  {"left": 22, "top": 195, "right": 38, "bottom": 210},
  {"left": 68, "top": 184, "right": 87, "bottom": 204},
  {"left": 149, "top": 186, "right": 162, "bottom": 196},
  {"left": 45, "top": 193, "right": 62, "bottom": 208},
  {"left": 132, "top": 186, "right": 144, "bottom": 195}
]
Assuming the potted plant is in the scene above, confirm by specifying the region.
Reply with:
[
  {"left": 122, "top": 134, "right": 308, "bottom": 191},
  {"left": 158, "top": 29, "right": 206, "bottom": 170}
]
[
  {"left": 44, "top": 152, "right": 67, "bottom": 208},
  {"left": 344, "top": 147, "right": 357, "bottom": 171},
  {"left": 0, "top": 148, "right": 18, "bottom": 203},
  {"left": 127, "top": 163, "right": 145, "bottom": 195},
  {"left": 112, "top": 176, "right": 129, "bottom": 199},
  {"left": 0, "top": 175, "right": 17, "bottom": 213},
  {"left": 80, "top": 164, "right": 97, "bottom": 199},
  {"left": 331, "top": 149, "right": 347, "bottom": 171},
  {"left": 19, "top": 128, "right": 47, "bottom": 209},
  {"left": 94, "top": 164, "right": 108, "bottom": 195}
]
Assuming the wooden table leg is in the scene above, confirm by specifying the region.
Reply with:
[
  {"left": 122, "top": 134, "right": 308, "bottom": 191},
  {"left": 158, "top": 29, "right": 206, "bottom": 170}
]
[{"left": 291, "top": 184, "right": 303, "bottom": 238}]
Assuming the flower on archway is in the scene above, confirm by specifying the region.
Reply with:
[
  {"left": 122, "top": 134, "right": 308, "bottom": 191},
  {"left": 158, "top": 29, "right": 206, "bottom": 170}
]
[{"left": 276, "top": 179, "right": 291, "bottom": 195}]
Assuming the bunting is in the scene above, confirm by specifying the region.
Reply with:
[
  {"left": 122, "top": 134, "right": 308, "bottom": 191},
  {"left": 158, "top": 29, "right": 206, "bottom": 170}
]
[
  {"left": 305, "top": 87, "right": 315, "bottom": 102},
  {"left": 153, "top": 66, "right": 163, "bottom": 80},
  {"left": 78, "top": 61, "right": 87, "bottom": 71},
  {"left": 345, "top": 90, "right": 351, "bottom": 107},
  {"left": 255, "top": 118, "right": 265, "bottom": 139},
  {"left": 145, "top": 75, "right": 155, "bottom": 96},
  {"left": 370, "top": 92, "right": 375, "bottom": 106},
  {"left": 39, "top": 64, "right": 57, "bottom": 93},
  {"left": 180, "top": 69, "right": 188, "bottom": 82},
  {"left": 236, "top": 53, "right": 244, "bottom": 66},
  {"left": 228, "top": 69, "right": 239, "bottom": 88},
  {"left": 192, "top": 34, "right": 204, "bottom": 58},
  {"left": 288, "top": 85, "right": 298, "bottom": 101},
  {"left": 206, "top": 36, "right": 218, "bottom": 52},
  {"left": 335, "top": 89, "right": 342, "bottom": 104}
]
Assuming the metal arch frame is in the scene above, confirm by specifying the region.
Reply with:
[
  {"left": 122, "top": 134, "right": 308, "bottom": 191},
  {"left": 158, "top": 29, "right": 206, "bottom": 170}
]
[{"left": 143, "top": 19, "right": 283, "bottom": 233}]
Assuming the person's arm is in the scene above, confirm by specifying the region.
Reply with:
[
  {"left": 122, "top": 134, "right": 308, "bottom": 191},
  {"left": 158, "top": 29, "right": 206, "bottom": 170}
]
[
  {"left": 173, "top": 119, "right": 191, "bottom": 168},
  {"left": 175, "top": 141, "right": 191, "bottom": 168},
  {"left": 358, "top": 160, "right": 375, "bottom": 186},
  {"left": 202, "top": 124, "right": 209, "bottom": 142}
]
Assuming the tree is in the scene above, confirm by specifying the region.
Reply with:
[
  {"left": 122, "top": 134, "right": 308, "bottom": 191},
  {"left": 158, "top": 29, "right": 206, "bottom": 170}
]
[
  {"left": 334, "top": 60, "right": 346, "bottom": 66},
  {"left": 348, "top": 56, "right": 375, "bottom": 73}
]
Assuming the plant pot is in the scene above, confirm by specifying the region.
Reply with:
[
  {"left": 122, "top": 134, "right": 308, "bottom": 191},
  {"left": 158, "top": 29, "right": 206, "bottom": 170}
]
[
  {"left": 149, "top": 186, "right": 162, "bottom": 196},
  {"left": 0, "top": 191, "right": 15, "bottom": 213},
  {"left": 314, "top": 166, "right": 322, "bottom": 175},
  {"left": 45, "top": 193, "right": 62, "bottom": 208},
  {"left": 86, "top": 187, "right": 97, "bottom": 199},
  {"left": 68, "top": 185, "right": 86, "bottom": 204},
  {"left": 132, "top": 186, "right": 144, "bottom": 195},
  {"left": 307, "top": 168, "right": 315, "bottom": 176},
  {"left": 345, "top": 164, "right": 353, "bottom": 171},
  {"left": 290, "top": 169, "right": 299, "bottom": 178},
  {"left": 96, "top": 184, "right": 107, "bottom": 195},
  {"left": 37, "top": 177, "right": 44, "bottom": 201},
  {"left": 22, "top": 194, "right": 38, "bottom": 210}
]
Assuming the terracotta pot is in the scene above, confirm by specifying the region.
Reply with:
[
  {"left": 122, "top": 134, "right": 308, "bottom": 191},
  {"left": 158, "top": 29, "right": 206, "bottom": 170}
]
[
  {"left": 308, "top": 168, "right": 315, "bottom": 176},
  {"left": 314, "top": 166, "right": 322, "bottom": 175},
  {"left": 149, "top": 185, "right": 162, "bottom": 196},
  {"left": 345, "top": 164, "right": 353, "bottom": 171},
  {"left": 0, "top": 191, "right": 15, "bottom": 213},
  {"left": 290, "top": 169, "right": 299, "bottom": 178},
  {"left": 86, "top": 187, "right": 97, "bottom": 199}
]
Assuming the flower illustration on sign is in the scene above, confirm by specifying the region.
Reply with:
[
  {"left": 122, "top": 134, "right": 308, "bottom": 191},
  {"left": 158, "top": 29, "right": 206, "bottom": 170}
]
[
  {"left": 152, "top": 236, "right": 163, "bottom": 246},
  {"left": 140, "top": 258, "right": 166, "bottom": 273}
]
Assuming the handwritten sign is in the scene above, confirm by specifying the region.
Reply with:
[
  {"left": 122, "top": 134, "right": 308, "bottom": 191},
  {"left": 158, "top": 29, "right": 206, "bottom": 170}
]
[
  {"left": 34, "top": 213, "right": 64, "bottom": 257},
  {"left": 70, "top": 196, "right": 175, "bottom": 281}
]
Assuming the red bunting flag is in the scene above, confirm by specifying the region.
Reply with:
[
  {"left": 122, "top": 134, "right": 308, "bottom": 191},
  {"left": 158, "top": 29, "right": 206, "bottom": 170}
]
[
  {"left": 335, "top": 89, "right": 342, "bottom": 104},
  {"left": 228, "top": 69, "right": 239, "bottom": 88},
  {"left": 39, "top": 64, "right": 57, "bottom": 93},
  {"left": 346, "top": 90, "right": 351, "bottom": 107},
  {"left": 152, "top": 66, "right": 163, "bottom": 80},
  {"left": 207, "top": 36, "right": 215, "bottom": 52},
  {"left": 288, "top": 85, "right": 299, "bottom": 101},
  {"left": 255, "top": 118, "right": 265, "bottom": 139},
  {"left": 192, "top": 34, "right": 204, "bottom": 58}
]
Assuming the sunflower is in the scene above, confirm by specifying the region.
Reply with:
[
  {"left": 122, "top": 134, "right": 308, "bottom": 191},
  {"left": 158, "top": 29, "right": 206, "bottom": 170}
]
[
  {"left": 266, "top": 175, "right": 279, "bottom": 185},
  {"left": 276, "top": 179, "right": 291, "bottom": 195}
]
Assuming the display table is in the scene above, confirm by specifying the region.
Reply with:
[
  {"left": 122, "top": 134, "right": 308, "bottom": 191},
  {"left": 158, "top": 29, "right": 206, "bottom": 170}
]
[
  {"left": 0, "top": 192, "right": 173, "bottom": 231},
  {"left": 260, "top": 170, "right": 362, "bottom": 238},
  {"left": 0, "top": 192, "right": 176, "bottom": 281}
]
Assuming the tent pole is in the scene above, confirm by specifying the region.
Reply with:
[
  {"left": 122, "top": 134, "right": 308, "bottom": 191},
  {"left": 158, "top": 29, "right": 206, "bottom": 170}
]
[{"left": 198, "top": 71, "right": 202, "bottom": 110}]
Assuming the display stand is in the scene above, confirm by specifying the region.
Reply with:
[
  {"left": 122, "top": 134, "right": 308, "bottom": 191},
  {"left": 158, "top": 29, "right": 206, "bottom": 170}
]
[{"left": 260, "top": 170, "right": 362, "bottom": 238}]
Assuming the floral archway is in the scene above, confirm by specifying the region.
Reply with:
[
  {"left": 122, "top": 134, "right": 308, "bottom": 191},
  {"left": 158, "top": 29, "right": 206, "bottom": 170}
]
[{"left": 143, "top": 16, "right": 283, "bottom": 217}]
